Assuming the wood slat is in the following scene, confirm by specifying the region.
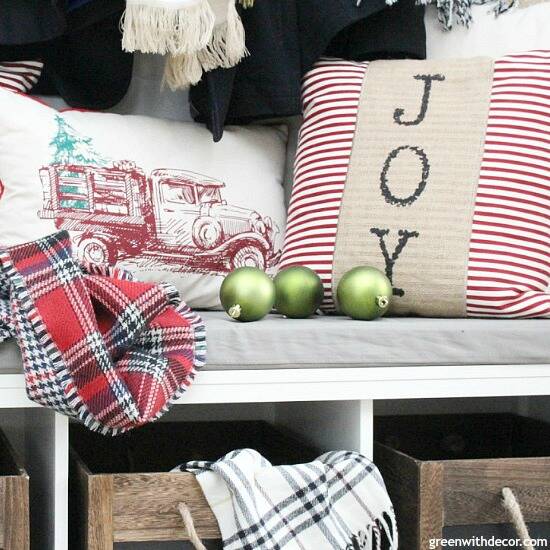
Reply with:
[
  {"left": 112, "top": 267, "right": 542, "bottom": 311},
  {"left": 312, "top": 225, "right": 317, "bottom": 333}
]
[
  {"left": 0, "top": 477, "right": 4, "bottom": 548},
  {"left": 374, "top": 442, "right": 422, "bottom": 550},
  {"left": 112, "top": 473, "right": 220, "bottom": 542},
  {"left": 444, "top": 458, "right": 550, "bottom": 525},
  {"left": 3, "top": 475, "right": 29, "bottom": 550},
  {"left": 419, "top": 462, "right": 444, "bottom": 550},
  {"left": 87, "top": 476, "right": 113, "bottom": 550},
  {"left": 0, "top": 428, "right": 29, "bottom": 550}
]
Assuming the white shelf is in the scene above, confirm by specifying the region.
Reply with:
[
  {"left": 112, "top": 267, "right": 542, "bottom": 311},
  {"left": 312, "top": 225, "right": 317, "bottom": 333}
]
[
  {"left": 2, "top": 363, "right": 550, "bottom": 411},
  {"left": 0, "top": 374, "right": 36, "bottom": 408},
  {"left": 1, "top": 363, "right": 550, "bottom": 549},
  {"left": 180, "top": 363, "right": 550, "bottom": 404}
]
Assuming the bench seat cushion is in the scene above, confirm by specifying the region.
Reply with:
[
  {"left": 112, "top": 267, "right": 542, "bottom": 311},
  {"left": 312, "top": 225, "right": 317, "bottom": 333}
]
[{"left": 1, "top": 313, "right": 549, "bottom": 372}]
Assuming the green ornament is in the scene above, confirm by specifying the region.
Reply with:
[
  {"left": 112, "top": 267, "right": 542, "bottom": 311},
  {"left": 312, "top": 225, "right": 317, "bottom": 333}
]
[
  {"left": 274, "top": 266, "right": 324, "bottom": 318},
  {"left": 337, "top": 266, "right": 392, "bottom": 320},
  {"left": 220, "top": 267, "right": 275, "bottom": 322}
]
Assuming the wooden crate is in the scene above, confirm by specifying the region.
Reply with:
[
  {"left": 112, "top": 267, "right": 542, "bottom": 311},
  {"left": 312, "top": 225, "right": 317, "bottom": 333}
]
[
  {"left": 0, "top": 429, "right": 29, "bottom": 550},
  {"left": 69, "top": 420, "right": 317, "bottom": 550},
  {"left": 374, "top": 414, "right": 550, "bottom": 550}
]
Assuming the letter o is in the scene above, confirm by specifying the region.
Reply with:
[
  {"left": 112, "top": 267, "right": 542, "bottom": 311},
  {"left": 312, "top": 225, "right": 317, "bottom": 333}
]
[{"left": 380, "top": 145, "right": 430, "bottom": 207}]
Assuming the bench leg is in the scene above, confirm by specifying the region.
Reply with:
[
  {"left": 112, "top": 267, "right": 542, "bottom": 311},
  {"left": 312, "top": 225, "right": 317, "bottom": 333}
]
[
  {"left": 274, "top": 399, "right": 374, "bottom": 459},
  {"left": 23, "top": 409, "right": 69, "bottom": 550}
]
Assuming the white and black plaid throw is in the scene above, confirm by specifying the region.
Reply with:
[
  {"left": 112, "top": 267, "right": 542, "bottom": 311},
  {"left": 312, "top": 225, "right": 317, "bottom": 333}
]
[{"left": 174, "top": 449, "right": 398, "bottom": 550}]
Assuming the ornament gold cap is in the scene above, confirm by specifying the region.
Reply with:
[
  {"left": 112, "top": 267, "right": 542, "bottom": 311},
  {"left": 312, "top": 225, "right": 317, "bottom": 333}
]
[
  {"left": 376, "top": 296, "right": 389, "bottom": 309},
  {"left": 228, "top": 304, "right": 242, "bottom": 319}
]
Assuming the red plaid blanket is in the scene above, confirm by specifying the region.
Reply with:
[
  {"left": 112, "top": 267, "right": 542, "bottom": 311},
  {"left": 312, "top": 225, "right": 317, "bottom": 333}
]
[{"left": 0, "top": 232, "right": 205, "bottom": 434}]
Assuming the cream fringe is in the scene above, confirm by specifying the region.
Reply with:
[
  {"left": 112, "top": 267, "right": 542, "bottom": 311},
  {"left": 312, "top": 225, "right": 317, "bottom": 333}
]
[
  {"left": 121, "top": 0, "right": 215, "bottom": 55},
  {"left": 164, "top": 53, "right": 203, "bottom": 89},
  {"left": 163, "top": 0, "right": 248, "bottom": 89},
  {"left": 199, "top": 0, "right": 249, "bottom": 71}
]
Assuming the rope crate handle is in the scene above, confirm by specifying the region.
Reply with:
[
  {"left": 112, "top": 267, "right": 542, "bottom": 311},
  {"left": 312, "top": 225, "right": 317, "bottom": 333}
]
[
  {"left": 178, "top": 502, "right": 208, "bottom": 550},
  {"left": 501, "top": 487, "right": 536, "bottom": 550}
]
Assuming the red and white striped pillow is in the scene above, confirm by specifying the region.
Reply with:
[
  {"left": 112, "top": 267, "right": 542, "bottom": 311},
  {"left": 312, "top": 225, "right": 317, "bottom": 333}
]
[
  {"left": 0, "top": 61, "right": 43, "bottom": 201},
  {"left": 0, "top": 61, "right": 43, "bottom": 94},
  {"left": 280, "top": 53, "right": 550, "bottom": 318}
]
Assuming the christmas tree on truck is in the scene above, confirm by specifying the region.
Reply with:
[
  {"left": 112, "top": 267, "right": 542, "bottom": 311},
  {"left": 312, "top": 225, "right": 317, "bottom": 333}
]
[{"left": 49, "top": 115, "right": 108, "bottom": 166}]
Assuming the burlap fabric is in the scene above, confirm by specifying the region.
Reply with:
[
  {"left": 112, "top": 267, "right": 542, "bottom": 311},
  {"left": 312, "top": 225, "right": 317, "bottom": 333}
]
[{"left": 333, "top": 58, "right": 494, "bottom": 316}]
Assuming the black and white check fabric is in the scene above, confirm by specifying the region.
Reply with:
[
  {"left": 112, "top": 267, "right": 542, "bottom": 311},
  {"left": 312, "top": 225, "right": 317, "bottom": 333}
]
[{"left": 175, "top": 449, "right": 398, "bottom": 550}]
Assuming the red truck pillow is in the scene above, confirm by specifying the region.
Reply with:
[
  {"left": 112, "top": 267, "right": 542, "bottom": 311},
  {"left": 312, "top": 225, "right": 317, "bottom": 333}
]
[
  {"left": 0, "top": 90, "right": 287, "bottom": 309},
  {"left": 279, "top": 54, "right": 550, "bottom": 318}
]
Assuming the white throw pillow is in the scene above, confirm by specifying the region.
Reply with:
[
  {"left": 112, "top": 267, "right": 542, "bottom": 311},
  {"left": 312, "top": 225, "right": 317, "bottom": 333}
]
[
  {"left": 425, "top": 2, "right": 550, "bottom": 59},
  {"left": 0, "top": 89, "right": 287, "bottom": 309}
]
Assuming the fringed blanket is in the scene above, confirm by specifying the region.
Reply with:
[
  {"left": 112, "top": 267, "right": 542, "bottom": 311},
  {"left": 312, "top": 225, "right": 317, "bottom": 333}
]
[
  {"left": 175, "top": 449, "right": 398, "bottom": 550},
  {"left": 0, "top": 231, "right": 205, "bottom": 435},
  {"left": 418, "top": 0, "right": 517, "bottom": 29},
  {"left": 356, "top": 0, "right": 518, "bottom": 30},
  {"left": 121, "top": 0, "right": 251, "bottom": 89}
]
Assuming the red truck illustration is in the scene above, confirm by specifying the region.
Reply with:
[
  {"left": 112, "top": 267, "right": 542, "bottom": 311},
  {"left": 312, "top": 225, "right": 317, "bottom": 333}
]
[{"left": 39, "top": 161, "right": 280, "bottom": 273}]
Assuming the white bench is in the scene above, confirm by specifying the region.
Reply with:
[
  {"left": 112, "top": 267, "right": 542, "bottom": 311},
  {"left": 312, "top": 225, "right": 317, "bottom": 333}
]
[{"left": 1, "top": 313, "right": 549, "bottom": 549}]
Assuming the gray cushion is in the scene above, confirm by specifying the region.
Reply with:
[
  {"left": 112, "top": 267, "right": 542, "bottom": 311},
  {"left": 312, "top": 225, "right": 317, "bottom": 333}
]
[
  {"left": 0, "top": 311, "right": 550, "bottom": 372},
  {"left": 200, "top": 312, "right": 550, "bottom": 369},
  {"left": 2, "top": 313, "right": 548, "bottom": 372}
]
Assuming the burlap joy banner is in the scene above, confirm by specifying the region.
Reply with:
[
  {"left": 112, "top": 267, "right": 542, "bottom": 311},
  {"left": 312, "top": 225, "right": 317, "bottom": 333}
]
[{"left": 332, "top": 58, "right": 495, "bottom": 317}]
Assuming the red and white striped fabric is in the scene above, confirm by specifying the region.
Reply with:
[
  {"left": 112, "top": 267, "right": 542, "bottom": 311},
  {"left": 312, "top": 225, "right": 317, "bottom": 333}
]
[
  {"left": 280, "top": 59, "right": 368, "bottom": 311},
  {"left": 0, "top": 61, "right": 43, "bottom": 94},
  {"left": 279, "top": 53, "right": 550, "bottom": 318}
]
